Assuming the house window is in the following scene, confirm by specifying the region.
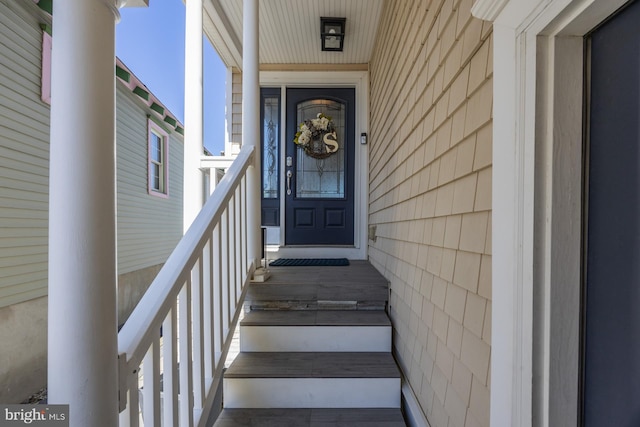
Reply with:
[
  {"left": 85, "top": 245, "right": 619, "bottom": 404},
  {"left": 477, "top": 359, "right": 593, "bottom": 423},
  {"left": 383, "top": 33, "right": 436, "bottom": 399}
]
[{"left": 148, "top": 119, "right": 169, "bottom": 197}]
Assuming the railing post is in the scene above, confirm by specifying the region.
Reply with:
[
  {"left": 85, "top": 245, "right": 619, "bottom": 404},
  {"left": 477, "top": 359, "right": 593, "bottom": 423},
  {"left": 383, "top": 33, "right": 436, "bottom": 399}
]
[
  {"left": 184, "top": 0, "right": 204, "bottom": 230},
  {"left": 242, "top": 0, "right": 262, "bottom": 269}
]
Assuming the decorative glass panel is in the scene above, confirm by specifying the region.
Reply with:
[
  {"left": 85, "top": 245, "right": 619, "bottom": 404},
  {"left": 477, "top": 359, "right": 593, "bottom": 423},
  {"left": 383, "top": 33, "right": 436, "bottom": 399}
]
[
  {"left": 262, "top": 97, "right": 279, "bottom": 199},
  {"left": 296, "top": 99, "right": 345, "bottom": 199}
]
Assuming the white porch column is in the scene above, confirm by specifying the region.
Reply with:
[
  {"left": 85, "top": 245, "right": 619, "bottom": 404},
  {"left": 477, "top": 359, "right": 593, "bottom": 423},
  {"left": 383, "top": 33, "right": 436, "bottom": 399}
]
[
  {"left": 243, "top": 0, "right": 261, "bottom": 267},
  {"left": 48, "top": 0, "right": 119, "bottom": 425},
  {"left": 184, "top": 0, "right": 204, "bottom": 230}
]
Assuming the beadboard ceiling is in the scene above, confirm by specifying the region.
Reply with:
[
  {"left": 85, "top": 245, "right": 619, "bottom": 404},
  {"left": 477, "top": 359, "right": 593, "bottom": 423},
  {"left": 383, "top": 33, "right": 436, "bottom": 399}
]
[{"left": 203, "top": 0, "right": 386, "bottom": 69}]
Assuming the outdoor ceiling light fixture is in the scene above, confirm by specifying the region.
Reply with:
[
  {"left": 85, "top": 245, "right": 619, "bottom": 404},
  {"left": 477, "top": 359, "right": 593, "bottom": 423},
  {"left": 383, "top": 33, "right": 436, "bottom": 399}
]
[{"left": 320, "top": 17, "right": 346, "bottom": 52}]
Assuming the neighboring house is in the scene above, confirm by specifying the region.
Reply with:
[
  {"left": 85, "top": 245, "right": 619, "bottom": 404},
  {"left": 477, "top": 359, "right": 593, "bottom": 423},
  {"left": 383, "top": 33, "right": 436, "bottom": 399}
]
[{"left": 0, "top": 0, "right": 184, "bottom": 403}]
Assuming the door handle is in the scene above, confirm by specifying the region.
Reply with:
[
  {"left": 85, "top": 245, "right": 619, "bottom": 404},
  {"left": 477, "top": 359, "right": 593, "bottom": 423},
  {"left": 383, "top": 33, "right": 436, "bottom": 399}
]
[{"left": 286, "top": 170, "right": 293, "bottom": 195}]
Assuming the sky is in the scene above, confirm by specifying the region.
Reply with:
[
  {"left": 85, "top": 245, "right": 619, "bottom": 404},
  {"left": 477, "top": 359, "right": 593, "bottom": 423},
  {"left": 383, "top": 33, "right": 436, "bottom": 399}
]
[{"left": 115, "top": 0, "right": 227, "bottom": 155}]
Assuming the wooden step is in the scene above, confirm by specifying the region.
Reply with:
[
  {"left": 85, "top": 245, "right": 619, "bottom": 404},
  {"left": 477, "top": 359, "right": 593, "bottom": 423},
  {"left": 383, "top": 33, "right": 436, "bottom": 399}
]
[
  {"left": 245, "top": 281, "right": 388, "bottom": 310},
  {"left": 240, "top": 310, "right": 392, "bottom": 352},
  {"left": 223, "top": 352, "right": 401, "bottom": 408},
  {"left": 245, "top": 262, "right": 390, "bottom": 311},
  {"left": 213, "top": 408, "right": 406, "bottom": 426}
]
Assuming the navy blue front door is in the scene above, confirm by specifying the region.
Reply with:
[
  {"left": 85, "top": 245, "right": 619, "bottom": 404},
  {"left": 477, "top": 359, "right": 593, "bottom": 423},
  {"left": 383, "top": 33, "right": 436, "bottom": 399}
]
[
  {"left": 285, "top": 88, "right": 355, "bottom": 245},
  {"left": 583, "top": 1, "right": 640, "bottom": 425}
]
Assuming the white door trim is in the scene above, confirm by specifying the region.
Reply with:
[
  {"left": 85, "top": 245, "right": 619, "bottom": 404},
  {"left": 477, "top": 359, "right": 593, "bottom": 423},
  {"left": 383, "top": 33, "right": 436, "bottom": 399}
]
[
  {"left": 259, "top": 71, "right": 369, "bottom": 260},
  {"left": 472, "top": 0, "right": 630, "bottom": 425}
]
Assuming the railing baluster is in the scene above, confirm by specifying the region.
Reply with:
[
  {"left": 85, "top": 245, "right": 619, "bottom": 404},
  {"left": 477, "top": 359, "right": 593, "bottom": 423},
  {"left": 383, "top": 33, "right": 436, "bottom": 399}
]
[
  {"left": 202, "top": 239, "right": 214, "bottom": 383},
  {"left": 235, "top": 186, "right": 242, "bottom": 299},
  {"left": 178, "top": 282, "right": 194, "bottom": 427},
  {"left": 228, "top": 195, "right": 237, "bottom": 310},
  {"left": 191, "top": 258, "right": 204, "bottom": 416},
  {"left": 130, "top": 371, "right": 140, "bottom": 427},
  {"left": 162, "top": 305, "right": 178, "bottom": 427},
  {"left": 241, "top": 177, "right": 248, "bottom": 281},
  {"left": 221, "top": 209, "right": 230, "bottom": 335},
  {"left": 213, "top": 224, "right": 222, "bottom": 368},
  {"left": 142, "top": 334, "right": 161, "bottom": 426},
  {"left": 117, "top": 146, "right": 255, "bottom": 427}
]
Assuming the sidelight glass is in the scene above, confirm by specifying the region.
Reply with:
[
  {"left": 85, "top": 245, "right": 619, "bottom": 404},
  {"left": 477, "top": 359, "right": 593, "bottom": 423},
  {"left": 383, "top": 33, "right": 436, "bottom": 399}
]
[{"left": 262, "top": 96, "right": 279, "bottom": 199}]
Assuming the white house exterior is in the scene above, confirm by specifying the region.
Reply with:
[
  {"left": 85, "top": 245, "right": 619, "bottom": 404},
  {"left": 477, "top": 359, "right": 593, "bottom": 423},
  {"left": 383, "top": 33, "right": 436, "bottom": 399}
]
[{"left": 0, "top": 0, "right": 184, "bottom": 403}]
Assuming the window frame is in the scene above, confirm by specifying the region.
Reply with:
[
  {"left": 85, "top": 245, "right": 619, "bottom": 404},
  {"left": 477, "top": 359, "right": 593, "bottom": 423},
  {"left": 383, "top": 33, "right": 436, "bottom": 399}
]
[{"left": 148, "top": 119, "right": 169, "bottom": 198}]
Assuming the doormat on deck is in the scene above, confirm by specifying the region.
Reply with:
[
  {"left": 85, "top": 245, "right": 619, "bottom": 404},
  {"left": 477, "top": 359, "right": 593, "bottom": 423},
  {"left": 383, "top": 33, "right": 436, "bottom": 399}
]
[{"left": 269, "top": 258, "right": 350, "bottom": 267}]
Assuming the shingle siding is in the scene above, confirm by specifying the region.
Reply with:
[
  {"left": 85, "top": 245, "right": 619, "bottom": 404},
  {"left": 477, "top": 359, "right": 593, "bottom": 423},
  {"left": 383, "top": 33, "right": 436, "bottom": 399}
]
[{"left": 369, "top": 0, "right": 492, "bottom": 426}]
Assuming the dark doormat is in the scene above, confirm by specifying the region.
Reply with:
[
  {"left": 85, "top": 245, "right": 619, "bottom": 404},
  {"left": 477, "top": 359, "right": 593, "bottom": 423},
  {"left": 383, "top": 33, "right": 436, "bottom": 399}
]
[{"left": 269, "top": 258, "right": 350, "bottom": 267}]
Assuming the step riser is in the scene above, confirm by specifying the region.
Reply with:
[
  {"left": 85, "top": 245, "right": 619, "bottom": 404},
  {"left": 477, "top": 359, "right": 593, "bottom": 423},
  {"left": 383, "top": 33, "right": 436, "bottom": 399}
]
[
  {"left": 224, "top": 378, "right": 401, "bottom": 408},
  {"left": 240, "top": 326, "right": 392, "bottom": 352}
]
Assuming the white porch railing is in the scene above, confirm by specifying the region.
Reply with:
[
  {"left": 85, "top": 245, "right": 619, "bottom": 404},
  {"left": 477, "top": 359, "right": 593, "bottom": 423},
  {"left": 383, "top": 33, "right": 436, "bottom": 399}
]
[{"left": 117, "top": 145, "right": 256, "bottom": 427}]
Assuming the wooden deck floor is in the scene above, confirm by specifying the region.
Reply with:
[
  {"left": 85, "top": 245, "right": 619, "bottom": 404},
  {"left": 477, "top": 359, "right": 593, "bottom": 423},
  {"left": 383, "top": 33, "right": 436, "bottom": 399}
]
[{"left": 246, "top": 260, "right": 390, "bottom": 310}]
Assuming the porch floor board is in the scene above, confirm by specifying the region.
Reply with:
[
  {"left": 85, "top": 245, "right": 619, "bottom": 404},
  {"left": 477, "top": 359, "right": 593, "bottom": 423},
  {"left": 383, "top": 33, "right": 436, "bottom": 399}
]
[{"left": 246, "top": 260, "right": 389, "bottom": 310}]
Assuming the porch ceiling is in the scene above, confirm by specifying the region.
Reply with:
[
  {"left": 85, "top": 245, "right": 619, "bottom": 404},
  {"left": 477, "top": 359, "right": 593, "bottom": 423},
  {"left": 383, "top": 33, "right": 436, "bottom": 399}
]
[{"left": 203, "top": 0, "right": 386, "bottom": 69}]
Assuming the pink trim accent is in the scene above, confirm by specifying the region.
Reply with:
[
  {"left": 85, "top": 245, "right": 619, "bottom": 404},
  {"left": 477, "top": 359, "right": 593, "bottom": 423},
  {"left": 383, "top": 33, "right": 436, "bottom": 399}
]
[
  {"left": 148, "top": 118, "right": 170, "bottom": 199},
  {"left": 41, "top": 32, "right": 52, "bottom": 105}
]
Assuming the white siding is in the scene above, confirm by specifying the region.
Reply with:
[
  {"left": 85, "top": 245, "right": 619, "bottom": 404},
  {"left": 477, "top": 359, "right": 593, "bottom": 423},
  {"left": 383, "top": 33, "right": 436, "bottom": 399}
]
[
  {"left": 0, "top": 0, "right": 50, "bottom": 307},
  {"left": 115, "top": 86, "right": 184, "bottom": 275}
]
